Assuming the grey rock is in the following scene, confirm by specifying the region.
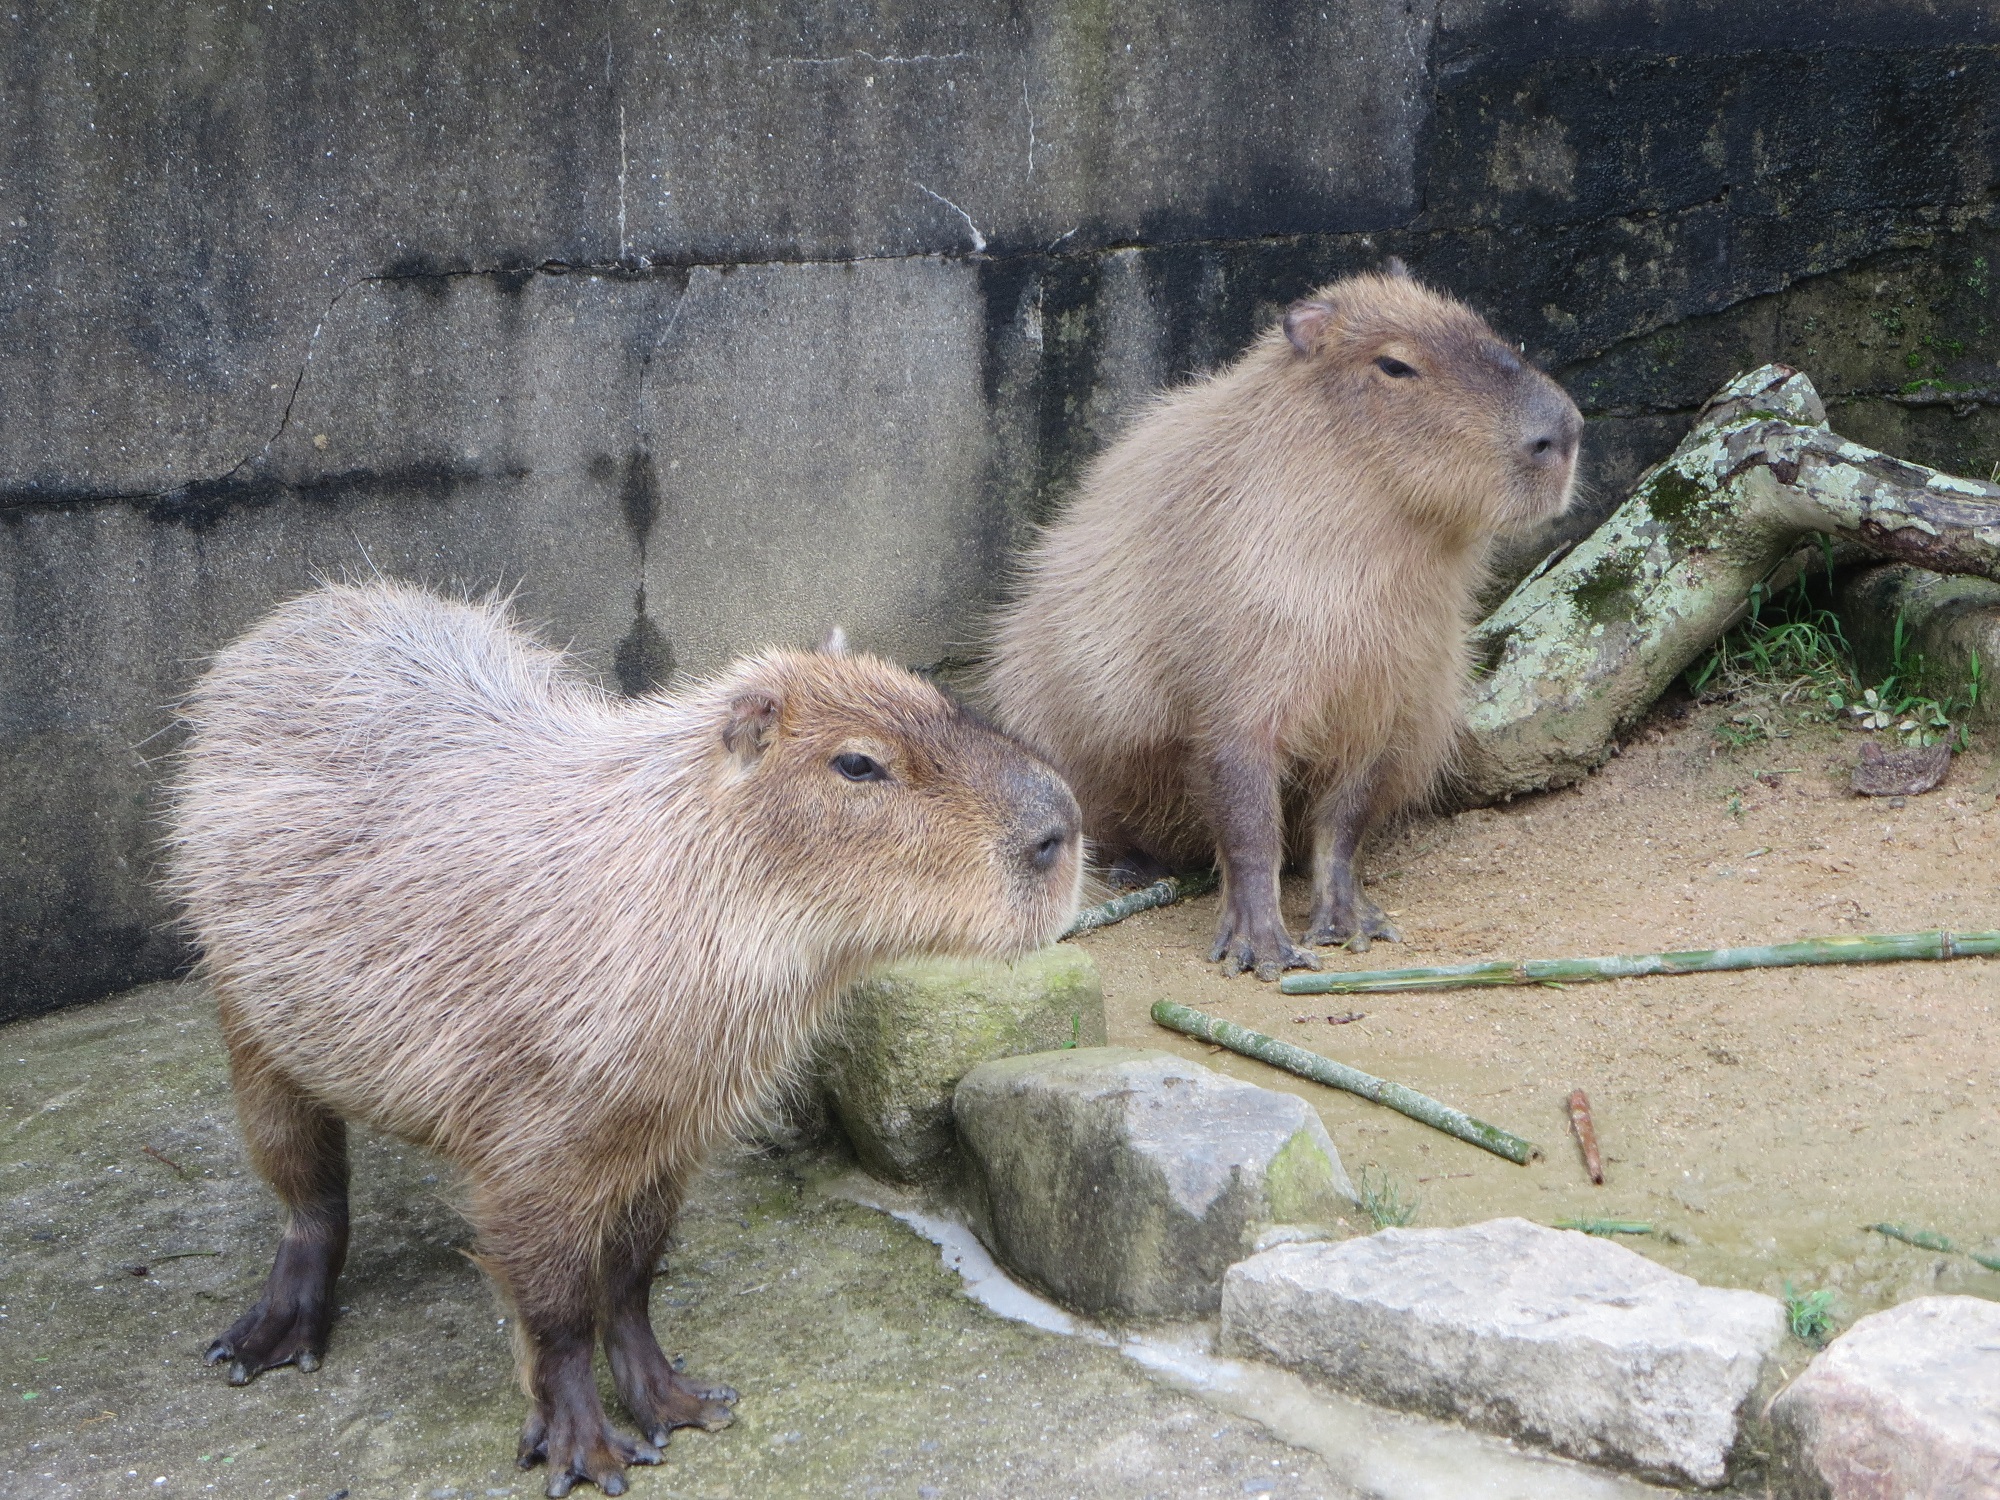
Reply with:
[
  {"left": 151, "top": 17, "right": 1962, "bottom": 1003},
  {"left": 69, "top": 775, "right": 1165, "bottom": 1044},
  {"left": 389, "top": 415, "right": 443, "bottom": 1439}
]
[
  {"left": 819, "top": 945, "right": 1105, "bottom": 1183},
  {"left": 953, "top": 1048, "right": 1357, "bottom": 1319},
  {"left": 1220, "top": 1217, "right": 1786, "bottom": 1487},
  {"left": 1769, "top": 1295, "right": 2000, "bottom": 1500}
]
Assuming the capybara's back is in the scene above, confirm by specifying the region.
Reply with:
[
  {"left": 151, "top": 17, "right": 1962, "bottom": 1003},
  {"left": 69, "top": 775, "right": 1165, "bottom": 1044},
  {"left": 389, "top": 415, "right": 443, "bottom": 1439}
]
[
  {"left": 986, "top": 264, "right": 1580, "bottom": 978},
  {"left": 167, "top": 580, "right": 1081, "bottom": 1494}
]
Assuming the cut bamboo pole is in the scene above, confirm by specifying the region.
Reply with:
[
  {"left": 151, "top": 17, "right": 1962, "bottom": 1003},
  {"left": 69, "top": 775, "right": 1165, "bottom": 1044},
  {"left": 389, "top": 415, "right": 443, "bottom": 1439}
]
[
  {"left": 1555, "top": 1219, "right": 1653, "bottom": 1237},
  {"left": 1149, "top": 999, "right": 1541, "bottom": 1165},
  {"left": 1868, "top": 1221, "right": 2000, "bottom": 1271},
  {"left": 1063, "top": 869, "right": 1219, "bottom": 938},
  {"left": 1280, "top": 929, "right": 2000, "bottom": 995}
]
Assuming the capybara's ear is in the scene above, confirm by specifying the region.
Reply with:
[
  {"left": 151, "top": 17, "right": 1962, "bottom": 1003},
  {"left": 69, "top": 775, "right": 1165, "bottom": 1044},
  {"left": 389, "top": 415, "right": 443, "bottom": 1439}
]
[
  {"left": 1283, "top": 299, "right": 1335, "bottom": 355},
  {"left": 1384, "top": 255, "right": 1411, "bottom": 280},
  {"left": 820, "top": 626, "right": 848, "bottom": 656},
  {"left": 722, "top": 689, "right": 781, "bottom": 767}
]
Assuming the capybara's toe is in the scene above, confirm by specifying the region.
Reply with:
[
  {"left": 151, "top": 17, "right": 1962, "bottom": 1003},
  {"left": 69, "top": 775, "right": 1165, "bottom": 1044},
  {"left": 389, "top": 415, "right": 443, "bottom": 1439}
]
[{"left": 206, "top": 1300, "right": 331, "bottom": 1386}]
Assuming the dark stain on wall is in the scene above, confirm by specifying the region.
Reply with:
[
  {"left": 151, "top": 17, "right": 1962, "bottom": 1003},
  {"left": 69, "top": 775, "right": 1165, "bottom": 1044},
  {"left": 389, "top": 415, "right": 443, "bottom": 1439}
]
[{"left": 614, "top": 588, "right": 675, "bottom": 698}]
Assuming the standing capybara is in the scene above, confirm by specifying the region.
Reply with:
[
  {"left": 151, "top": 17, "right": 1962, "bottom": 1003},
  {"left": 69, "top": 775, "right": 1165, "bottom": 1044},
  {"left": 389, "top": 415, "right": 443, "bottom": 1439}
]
[
  {"left": 985, "top": 261, "right": 1580, "bottom": 980},
  {"left": 166, "top": 581, "right": 1081, "bottom": 1496}
]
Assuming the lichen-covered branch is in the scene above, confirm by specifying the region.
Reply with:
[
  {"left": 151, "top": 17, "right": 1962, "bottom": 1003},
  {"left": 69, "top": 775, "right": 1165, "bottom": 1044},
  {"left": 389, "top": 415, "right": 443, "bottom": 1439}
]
[{"left": 1462, "top": 364, "right": 2000, "bottom": 802}]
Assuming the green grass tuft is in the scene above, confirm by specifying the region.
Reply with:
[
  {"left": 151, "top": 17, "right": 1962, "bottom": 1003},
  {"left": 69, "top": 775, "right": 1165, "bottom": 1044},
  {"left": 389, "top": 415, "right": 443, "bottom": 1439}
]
[
  {"left": 1356, "top": 1166, "right": 1417, "bottom": 1230},
  {"left": 1687, "top": 567, "right": 1981, "bottom": 751},
  {"left": 1784, "top": 1281, "right": 1837, "bottom": 1347}
]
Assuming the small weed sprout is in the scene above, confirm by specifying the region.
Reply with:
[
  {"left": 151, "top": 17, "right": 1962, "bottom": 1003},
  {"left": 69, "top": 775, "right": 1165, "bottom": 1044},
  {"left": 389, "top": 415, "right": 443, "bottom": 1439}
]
[
  {"left": 1784, "top": 1281, "right": 1837, "bottom": 1346},
  {"left": 1357, "top": 1166, "right": 1417, "bottom": 1230},
  {"left": 1688, "top": 570, "right": 1981, "bottom": 752}
]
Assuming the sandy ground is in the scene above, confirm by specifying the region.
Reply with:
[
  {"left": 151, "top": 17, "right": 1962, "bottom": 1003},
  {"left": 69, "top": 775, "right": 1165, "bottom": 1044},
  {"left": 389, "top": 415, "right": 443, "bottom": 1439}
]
[{"left": 1073, "top": 699, "right": 2000, "bottom": 1327}]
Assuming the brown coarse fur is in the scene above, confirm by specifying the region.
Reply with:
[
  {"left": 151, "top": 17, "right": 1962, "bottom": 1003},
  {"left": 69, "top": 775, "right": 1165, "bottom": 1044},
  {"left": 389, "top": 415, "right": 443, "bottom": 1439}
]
[
  {"left": 165, "top": 580, "right": 1080, "bottom": 1496},
  {"left": 984, "top": 263, "right": 1581, "bottom": 980}
]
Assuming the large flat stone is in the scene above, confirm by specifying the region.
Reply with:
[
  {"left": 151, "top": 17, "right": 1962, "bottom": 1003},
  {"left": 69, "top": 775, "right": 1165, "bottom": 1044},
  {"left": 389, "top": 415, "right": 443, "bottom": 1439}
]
[
  {"left": 819, "top": 945, "right": 1105, "bottom": 1183},
  {"left": 953, "top": 1048, "right": 1356, "bottom": 1320},
  {"left": 1769, "top": 1295, "right": 2000, "bottom": 1500},
  {"left": 1220, "top": 1217, "right": 1786, "bottom": 1488}
]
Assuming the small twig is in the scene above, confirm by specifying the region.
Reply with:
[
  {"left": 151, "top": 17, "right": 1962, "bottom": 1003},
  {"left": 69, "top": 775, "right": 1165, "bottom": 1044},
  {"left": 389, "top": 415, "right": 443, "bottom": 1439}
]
[
  {"left": 1568, "top": 1089, "right": 1605, "bottom": 1184},
  {"left": 1416, "top": 1171, "right": 1474, "bottom": 1184},
  {"left": 122, "top": 1250, "right": 223, "bottom": 1277},
  {"left": 1293, "top": 1011, "right": 1366, "bottom": 1025},
  {"left": 141, "top": 1145, "right": 191, "bottom": 1178}
]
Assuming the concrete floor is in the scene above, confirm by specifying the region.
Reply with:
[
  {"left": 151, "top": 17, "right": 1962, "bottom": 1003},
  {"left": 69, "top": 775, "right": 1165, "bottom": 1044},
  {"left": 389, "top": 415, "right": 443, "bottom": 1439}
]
[{"left": 3, "top": 982, "right": 1362, "bottom": 1500}]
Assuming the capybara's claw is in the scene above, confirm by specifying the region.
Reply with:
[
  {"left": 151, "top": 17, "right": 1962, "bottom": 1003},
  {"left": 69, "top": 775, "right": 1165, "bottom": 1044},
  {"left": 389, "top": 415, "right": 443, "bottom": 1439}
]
[
  {"left": 1305, "top": 901, "right": 1402, "bottom": 953},
  {"left": 1211, "top": 927, "right": 1318, "bottom": 980},
  {"left": 519, "top": 1409, "right": 658, "bottom": 1497},
  {"left": 618, "top": 1355, "right": 738, "bottom": 1442},
  {"left": 205, "top": 1297, "right": 332, "bottom": 1386}
]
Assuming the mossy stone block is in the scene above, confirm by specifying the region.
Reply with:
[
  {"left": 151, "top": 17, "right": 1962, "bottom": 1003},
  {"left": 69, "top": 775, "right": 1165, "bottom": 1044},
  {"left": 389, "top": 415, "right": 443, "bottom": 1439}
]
[
  {"left": 953, "top": 1048, "right": 1357, "bottom": 1320},
  {"left": 820, "top": 945, "right": 1105, "bottom": 1183}
]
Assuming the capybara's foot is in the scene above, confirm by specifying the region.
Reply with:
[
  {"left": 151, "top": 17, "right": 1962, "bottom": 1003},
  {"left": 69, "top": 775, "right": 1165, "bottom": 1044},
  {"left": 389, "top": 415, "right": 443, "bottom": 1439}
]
[
  {"left": 1303, "top": 895, "right": 1402, "bottom": 954},
  {"left": 517, "top": 1403, "right": 662, "bottom": 1498},
  {"left": 1210, "top": 911, "right": 1321, "bottom": 983},
  {"left": 204, "top": 1294, "right": 334, "bottom": 1385},
  {"left": 615, "top": 1352, "right": 738, "bottom": 1447}
]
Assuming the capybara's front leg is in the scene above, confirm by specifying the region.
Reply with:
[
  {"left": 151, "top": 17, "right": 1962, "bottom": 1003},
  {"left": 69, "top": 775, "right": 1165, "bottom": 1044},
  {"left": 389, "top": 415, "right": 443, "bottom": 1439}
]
[
  {"left": 1303, "top": 774, "right": 1402, "bottom": 953},
  {"left": 1204, "top": 740, "right": 1319, "bottom": 981},
  {"left": 206, "top": 1038, "right": 349, "bottom": 1383},
  {"left": 600, "top": 1202, "right": 737, "bottom": 1447},
  {"left": 489, "top": 1217, "right": 661, "bottom": 1498}
]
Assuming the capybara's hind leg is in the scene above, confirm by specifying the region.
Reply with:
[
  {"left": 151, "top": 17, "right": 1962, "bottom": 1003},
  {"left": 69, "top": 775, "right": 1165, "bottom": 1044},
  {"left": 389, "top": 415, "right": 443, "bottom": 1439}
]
[
  {"left": 207, "top": 1046, "right": 349, "bottom": 1384},
  {"left": 599, "top": 1193, "right": 737, "bottom": 1447},
  {"left": 1303, "top": 773, "right": 1402, "bottom": 953},
  {"left": 484, "top": 1206, "right": 661, "bottom": 1498}
]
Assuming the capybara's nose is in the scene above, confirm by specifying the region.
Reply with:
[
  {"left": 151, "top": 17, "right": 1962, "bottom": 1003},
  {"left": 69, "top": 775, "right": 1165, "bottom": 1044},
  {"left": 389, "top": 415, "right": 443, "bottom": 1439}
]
[
  {"left": 1524, "top": 395, "right": 1584, "bottom": 468},
  {"left": 1006, "top": 762, "right": 1081, "bottom": 876},
  {"left": 1028, "top": 823, "right": 1073, "bottom": 873}
]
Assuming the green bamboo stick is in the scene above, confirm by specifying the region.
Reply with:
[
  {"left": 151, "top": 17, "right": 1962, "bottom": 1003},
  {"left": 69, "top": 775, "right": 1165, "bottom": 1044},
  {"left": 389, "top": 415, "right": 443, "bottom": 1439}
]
[
  {"left": 1063, "top": 869, "right": 1220, "bottom": 939},
  {"left": 1555, "top": 1218, "right": 1654, "bottom": 1237},
  {"left": 1280, "top": 929, "right": 2000, "bottom": 995},
  {"left": 1149, "top": 999, "right": 1541, "bottom": 1165},
  {"left": 1868, "top": 1221, "right": 2000, "bottom": 1271}
]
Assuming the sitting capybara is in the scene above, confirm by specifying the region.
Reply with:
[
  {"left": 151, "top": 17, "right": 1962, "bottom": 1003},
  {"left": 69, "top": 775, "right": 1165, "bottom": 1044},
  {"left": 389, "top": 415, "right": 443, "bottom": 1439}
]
[
  {"left": 167, "top": 581, "right": 1081, "bottom": 1496},
  {"left": 985, "top": 261, "right": 1580, "bottom": 979}
]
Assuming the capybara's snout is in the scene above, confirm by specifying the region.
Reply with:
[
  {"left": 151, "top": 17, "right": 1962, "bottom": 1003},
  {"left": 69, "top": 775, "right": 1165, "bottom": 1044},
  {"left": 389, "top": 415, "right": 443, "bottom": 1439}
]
[
  {"left": 979, "top": 744, "right": 1084, "bottom": 948},
  {"left": 1003, "top": 758, "right": 1082, "bottom": 879},
  {"left": 1522, "top": 380, "right": 1584, "bottom": 472}
]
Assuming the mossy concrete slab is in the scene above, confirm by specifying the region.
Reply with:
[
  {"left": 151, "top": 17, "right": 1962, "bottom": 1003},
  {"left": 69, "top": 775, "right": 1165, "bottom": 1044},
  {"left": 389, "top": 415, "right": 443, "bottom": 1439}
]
[
  {"left": 0, "top": 982, "right": 1351, "bottom": 1499},
  {"left": 953, "top": 1049, "right": 1358, "bottom": 1322},
  {"left": 819, "top": 946, "right": 1106, "bottom": 1183}
]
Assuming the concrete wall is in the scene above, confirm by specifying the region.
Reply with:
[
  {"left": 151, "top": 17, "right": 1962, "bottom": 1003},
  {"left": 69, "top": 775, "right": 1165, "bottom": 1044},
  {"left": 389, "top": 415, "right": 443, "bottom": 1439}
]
[{"left": 8, "top": 0, "right": 2000, "bottom": 1018}]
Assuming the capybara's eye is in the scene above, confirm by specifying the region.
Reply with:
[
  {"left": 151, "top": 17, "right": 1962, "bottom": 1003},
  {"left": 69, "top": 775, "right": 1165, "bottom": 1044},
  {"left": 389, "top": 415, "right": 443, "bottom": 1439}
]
[
  {"left": 1375, "top": 356, "right": 1418, "bottom": 379},
  {"left": 832, "top": 751, "right": 887, "bottom": 782}
]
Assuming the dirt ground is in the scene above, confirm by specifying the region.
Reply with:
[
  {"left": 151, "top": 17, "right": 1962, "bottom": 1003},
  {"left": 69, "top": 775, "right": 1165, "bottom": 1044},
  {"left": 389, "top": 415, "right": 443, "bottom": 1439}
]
[{"left": 1073, "top": 698, "right": 2000, "bottom": 1332}]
